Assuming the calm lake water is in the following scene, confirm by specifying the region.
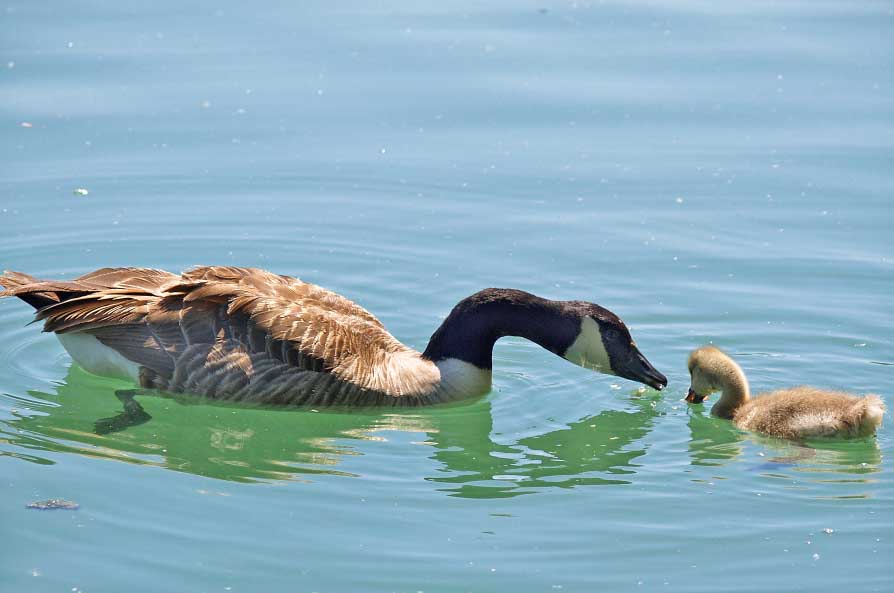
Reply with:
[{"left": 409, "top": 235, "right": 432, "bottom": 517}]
[{"left": 1, "top": 1, "right": 892, "bottom": 592}]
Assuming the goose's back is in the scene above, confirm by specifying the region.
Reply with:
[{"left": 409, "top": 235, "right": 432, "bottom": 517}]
[
  {"left": 733, "top": 387, "right": 884, "bottom": 439},
  {"left": 2, "top": 266, "right": 441, "bottom": 405}
]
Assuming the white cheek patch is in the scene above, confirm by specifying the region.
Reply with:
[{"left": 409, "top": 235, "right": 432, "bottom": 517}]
[{"left": 563, "top": 317, "right": 614, "bottom": 375}]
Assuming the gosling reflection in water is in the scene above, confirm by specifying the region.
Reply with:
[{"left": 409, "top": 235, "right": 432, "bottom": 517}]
[
  {"left": 686, "top": 405, "right": 883, "bottom": 480},
  {"left": 4, "top": 366, "right": 663, "bottom": 495},
  {"left": 686, "top": 409, "right": 746, "bottom": 467}
]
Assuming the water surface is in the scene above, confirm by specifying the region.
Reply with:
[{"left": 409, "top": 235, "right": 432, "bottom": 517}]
[{"left": 1, "top": 1, "right": 892, "bottom": 592}]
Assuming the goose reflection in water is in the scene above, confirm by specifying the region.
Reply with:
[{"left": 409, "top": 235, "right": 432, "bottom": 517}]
[
  {"left": 429, "top": 392, "right": 661, "bottom": 498},
  {"left": 3, "top": 366, "right": 663, "bottom": 497}
]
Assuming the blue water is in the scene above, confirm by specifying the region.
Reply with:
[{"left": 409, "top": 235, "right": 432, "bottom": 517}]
[{"left": 1, "top": 2, "right": 892, "bottom": 592}]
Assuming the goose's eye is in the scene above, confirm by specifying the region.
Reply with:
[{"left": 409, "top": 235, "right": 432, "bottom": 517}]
[{"left": 605, "top": 329, "right": 619, "bottom": 340}]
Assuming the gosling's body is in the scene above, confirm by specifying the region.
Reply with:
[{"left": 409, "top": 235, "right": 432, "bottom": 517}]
[
  {"left": 0, "top": 266, "right": 666, "bottom": 407},
  {"left": 687, "top": 346, "right": 885, "bottom": 439},
  {"left": 731, "top": 386, "right": 884, "bottom": 439}
]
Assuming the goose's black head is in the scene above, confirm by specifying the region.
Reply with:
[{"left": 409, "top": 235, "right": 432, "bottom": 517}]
[
  {"left": 560, "top": 301, "right": 668, "bottom": 391},
  {"left": 422, "top": 289, "right": 667, "bottom": 391}
]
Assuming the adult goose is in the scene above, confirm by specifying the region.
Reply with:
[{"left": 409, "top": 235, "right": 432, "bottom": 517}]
[
  {"left": 0, "top": 266, "right": 667, "bottom": 407},
  {"left": 685, "top": 346, "right": 885, "bottom": 439}
]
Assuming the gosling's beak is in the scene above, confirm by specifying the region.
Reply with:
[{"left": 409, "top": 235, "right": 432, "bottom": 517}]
[
  {"left": 615, "top": 350, "right": 668, "bottom": 391},
  {"left": 685, "top": 388, "right": 707, "bottom": 404}
]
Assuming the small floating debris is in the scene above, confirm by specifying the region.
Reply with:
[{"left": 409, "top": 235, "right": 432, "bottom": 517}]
[
  {"left": 822, "top": 528, "right": 834, "bottom": 535},
  {"left": 72, "top": 188, "right": 89, "bottom": 196},
  {"left": 493, "top": 474, "right": 527, "bottom": 481},
  {"left": 20, "top": 122, "right": 33, "bottom": 128},
  {"left": 196, "top": 489, "right": 231, "bottom": 497},
  {"left": 27, "top": 498, "right": 79, "bottom": 510}
]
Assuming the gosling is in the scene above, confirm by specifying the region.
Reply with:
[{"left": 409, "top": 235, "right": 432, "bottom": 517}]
[{"left": 685, "top": 346, "right": 885, "bottom": 439}]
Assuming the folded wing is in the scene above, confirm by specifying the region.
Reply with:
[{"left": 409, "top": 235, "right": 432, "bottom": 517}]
[{"left": 1, "top": 266, "right": 437, "bottom": 402}]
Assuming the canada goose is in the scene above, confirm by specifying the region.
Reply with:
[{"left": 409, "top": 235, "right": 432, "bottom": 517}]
[
  {"left": 685, "top": 346, "right": 885, "bottom": 439},
  {"left": 0, "top": 267, "right": 667, "bottom": 407}
]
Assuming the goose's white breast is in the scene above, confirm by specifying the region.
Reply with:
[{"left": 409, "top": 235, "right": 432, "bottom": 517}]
[{"left": 435, "top": 358, "right": 492, "bottom": 399}]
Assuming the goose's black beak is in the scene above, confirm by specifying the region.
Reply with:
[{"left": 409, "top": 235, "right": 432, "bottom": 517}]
[
  {"left": 615, "top": 351, "right": 668, "bottom": 391},
  {"left": 685, "top": 388, "right": 707, "bottom": 404}
]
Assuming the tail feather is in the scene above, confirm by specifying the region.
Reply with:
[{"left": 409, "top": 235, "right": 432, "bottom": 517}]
[
  {"left": 1, "top": 268, "right": 178, "bottom": 331},
  {"left": 856, "top": 395, "right": 885, "bottom": 436},
  {"left": 0, "top": 270, "right": 40, "bottom": 289},
  {"left": 0, "top": 271, "right": 62, "bottom": 309}
]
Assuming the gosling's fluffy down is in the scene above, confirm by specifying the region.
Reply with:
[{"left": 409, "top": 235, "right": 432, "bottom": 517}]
[
  {"left": 733, "top": 386, "right": 885, "bottom": 439},
  {"left": 687, "top": 346, "right": 885, "bottom": 440}
]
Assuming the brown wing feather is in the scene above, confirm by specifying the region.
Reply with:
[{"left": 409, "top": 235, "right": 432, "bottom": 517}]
[
  {"left": 0, "top": 271, "right": 60, "bottom": 308},
  {"left": 2, "top": 266, "right": 438, "bottom": 400}
]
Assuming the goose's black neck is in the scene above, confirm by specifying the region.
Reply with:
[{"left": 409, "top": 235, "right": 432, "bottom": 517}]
[{"left": 421, "top": 288, "right": 582, "bottom": 369}]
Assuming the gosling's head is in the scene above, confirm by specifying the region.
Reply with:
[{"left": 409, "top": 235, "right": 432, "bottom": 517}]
[{"left": 685, "top": 345, "right": 736, "bottom": 403}]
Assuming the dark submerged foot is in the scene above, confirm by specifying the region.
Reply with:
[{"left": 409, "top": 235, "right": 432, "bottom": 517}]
[{"left": 94, "top": 390, "right": 152, "bottom": 435}]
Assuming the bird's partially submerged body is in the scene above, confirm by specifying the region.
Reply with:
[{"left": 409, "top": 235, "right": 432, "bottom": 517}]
[
  {"left": 685, "top": 345, "right": 885, "bottom": 439},
  {"left": 0, "top": 266, "right": 667, "bottom": 407}
]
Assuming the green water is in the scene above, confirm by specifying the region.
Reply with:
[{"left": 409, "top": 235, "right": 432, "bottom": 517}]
[{"left": 1, "top": 1, "right": 892, "bottom": 592}]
